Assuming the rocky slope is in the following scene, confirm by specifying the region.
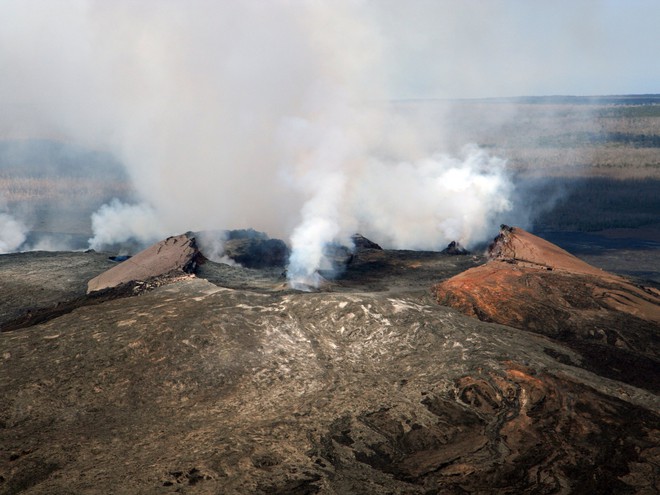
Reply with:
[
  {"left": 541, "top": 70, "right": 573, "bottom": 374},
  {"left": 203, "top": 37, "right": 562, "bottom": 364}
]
[
  {"left": 435, "top": 226, "right": 660, "bottom": 392},
  {"left": 87, "top": 234, "right": 201, "bottom": 293},
  {"left": 1, "top": 234, "right": 659, "bottom": 494}
]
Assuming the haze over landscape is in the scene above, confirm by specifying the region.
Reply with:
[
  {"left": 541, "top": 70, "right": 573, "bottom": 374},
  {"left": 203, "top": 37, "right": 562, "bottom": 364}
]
[{"left": 0, "top": 0, "right": 659, "bottom": 286}]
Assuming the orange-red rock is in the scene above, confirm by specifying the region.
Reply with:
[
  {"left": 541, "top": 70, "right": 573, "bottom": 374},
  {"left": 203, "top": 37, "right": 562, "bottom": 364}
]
[{"left": 434, "top": 226, "right": 660, "bottom": 390}]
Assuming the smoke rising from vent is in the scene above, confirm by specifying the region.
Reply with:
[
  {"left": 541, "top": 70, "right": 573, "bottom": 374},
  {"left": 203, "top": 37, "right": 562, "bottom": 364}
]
[
  {"left": 196, "top": 230, "right": 238, "bottom": 266},
  {"left": 88, "top": 199, "right": 165, "bottom": 252},
  {"left": 0, "top": 1, "right": 537, "bottom": 287},
  {"left": 0, "top": 212, "right": 27, "bottom": 253}
]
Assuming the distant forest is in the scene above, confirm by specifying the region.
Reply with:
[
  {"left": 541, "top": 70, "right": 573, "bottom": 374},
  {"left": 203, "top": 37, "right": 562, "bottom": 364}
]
[
  {"left": 537, "top": 132, "right": 660, "bottom": 148},
  {"left": 456, "top": 94, "right": 660, "bottom": 106}
]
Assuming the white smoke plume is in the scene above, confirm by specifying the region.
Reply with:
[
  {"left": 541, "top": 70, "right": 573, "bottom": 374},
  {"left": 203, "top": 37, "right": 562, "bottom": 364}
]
[
  {"left": 354, "top": 147, "right": 513, "bottom": 250},
  {"left": 0, "top": 212, "right": 27, "bottom": 253},
  {"left": 0, "top": 1, "right": 541, "bottom": 287},
  {"left": 88, "top": 199, "right": 164, "bottom": 251},
  {"left": 196, "top": 230, "right": 238, "bottom": 266}
]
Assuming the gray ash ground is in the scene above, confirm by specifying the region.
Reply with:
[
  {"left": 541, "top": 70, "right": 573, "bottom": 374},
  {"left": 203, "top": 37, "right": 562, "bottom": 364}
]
[{"left": 0, "top": 236, "right": 659, "bottom": 494}]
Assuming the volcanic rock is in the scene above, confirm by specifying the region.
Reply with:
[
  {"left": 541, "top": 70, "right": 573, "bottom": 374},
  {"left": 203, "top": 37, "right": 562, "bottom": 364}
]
[
  {"left": 222, "top": 229, "right": 289, "bottom": 268},
  {"left": 87, "top": 233, "right": 200, "bottom": 293},
  {"left": 1, "top": 274, "right": 659, "bottom": 494},
  {"left": 2, "top": 235, "right": 660, "bottom": 493},
  {"left": 0, "top": 251, "right": 113, "bottom": 331},
  {"left": 313, "top": 235, "right": 382, "bottom": 281},
  {"left": 351, "top": 233, "right": 382, "bottom": 250},
  {"left": 441, "top": 240, "right": 469, "bottom": 255},
  {"left": 108, "top": 255, "right": 131, "bottom": 262},
  {"left": 434, "top": 226, "right": 660, "bottom": 391}
]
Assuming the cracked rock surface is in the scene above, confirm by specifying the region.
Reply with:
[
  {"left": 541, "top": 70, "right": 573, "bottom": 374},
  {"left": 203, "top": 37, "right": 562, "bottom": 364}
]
[{"left": 1, "top": 235, "right": 659, "bottom": 494}]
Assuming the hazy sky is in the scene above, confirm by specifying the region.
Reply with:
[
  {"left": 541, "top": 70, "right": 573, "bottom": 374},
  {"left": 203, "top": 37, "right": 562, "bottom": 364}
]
[
  {"left": 372, "top": 0, "right": 660, "bottom": 98},
  {"left": 0, "top": 1, "right": 657, "bottom": 110}
]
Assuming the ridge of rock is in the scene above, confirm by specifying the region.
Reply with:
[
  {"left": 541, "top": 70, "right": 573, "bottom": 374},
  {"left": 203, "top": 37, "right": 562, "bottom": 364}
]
[
  {"left": 487, "top": 225, "right": 614, "bottom": 277},
  {"left": 434, "top": 226, "right": 660, "bottom": 391},
  {"left": 87, "top": 233, "right": 200, "bottom": 293}
]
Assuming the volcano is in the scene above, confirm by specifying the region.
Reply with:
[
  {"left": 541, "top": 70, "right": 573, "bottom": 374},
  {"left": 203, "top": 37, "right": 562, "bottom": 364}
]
[{"left": 1, "top": 229, "right": 659, "bottom": 494}]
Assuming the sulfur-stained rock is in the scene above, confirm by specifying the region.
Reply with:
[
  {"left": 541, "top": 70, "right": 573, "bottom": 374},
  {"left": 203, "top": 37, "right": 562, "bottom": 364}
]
[{"left": 87, "top": 234, "right": 201, "bottom": 293}]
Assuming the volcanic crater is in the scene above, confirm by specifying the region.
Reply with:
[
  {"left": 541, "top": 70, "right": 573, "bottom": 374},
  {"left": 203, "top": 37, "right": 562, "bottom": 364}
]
[{"left": 0, "top": 227, "right": 658, "bottom": 494}]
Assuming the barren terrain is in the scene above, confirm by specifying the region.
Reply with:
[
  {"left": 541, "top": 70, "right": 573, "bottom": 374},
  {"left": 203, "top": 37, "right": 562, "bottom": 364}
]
[
  {"left": 1, "top": 96, "right": 659, "bottom": 493},
  {"left": 1, "top": 230, "right": 659, "bottom": 494}
]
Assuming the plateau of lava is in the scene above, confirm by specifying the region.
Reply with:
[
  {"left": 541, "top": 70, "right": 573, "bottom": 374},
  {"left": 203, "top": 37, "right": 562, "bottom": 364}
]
[{"left": 1, "top": 227, "right": 658, "bottom": 494}]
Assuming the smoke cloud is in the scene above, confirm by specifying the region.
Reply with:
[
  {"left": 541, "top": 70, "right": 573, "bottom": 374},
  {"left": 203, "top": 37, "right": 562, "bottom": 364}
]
[
  {"left": 0, "top": 212, "right": 27, "bottom": 253},
  {"left": 1, "top": 1, "right": 534, "bottom": 287},
  {"left": 196, "top": 230, "right": 238, "bottom": 266},
  {"left": 88, "top": 199, "right": 164, "bottom": 252}
]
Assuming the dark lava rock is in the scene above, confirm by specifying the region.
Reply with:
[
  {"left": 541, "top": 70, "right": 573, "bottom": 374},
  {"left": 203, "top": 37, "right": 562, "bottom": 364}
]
[
  {"left": 196, "top": 229, "right": 290, "bottom": 269},
  {"left": 320, "top": 244, "right": 353, "bottom": 276},
  {"left": 87, "top": 234, "right": 200, "bottom": 293},
  {"left": 316, "top": 235, "right": 381, "bottom": 280},
  {"left": 435, "top": 226, "right": 660, "bottom": 391},
  {"left": 441, "top": 240, "right": 470, "bottom": 255},
  {"left": 351, "top": 233, "right": 382, "bottom": 250},
  {"left": 1, "top": 235, "right": 659, "bottom": 494},
  {"left": 0, "top": 251, "right": 112, "bottom": 331},
  {"left": 1, "top": 277, "right": 658, "bottom": 494},
  {"left": 223, "top": 237, "right": 289, "bottom": 269},
  {"left": 108, "top": 255, "right": 132, "bottom": 262}
]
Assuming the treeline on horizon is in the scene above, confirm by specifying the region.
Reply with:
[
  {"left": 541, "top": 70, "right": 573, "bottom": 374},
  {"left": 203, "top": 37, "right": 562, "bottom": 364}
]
[
  {"left": 404, "top": 94, "right": 660, "bottom": 106},
  {"left": 496, "top": 94, "right": 660, "bottom": 106},
  {"left": 538, "top": 131, "right": 660, "bottom": 148}
]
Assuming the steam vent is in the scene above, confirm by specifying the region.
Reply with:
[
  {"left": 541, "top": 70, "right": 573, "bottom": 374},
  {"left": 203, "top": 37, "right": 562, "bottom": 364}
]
[{"left": 0, "top": 227, "right": 659, "bottom": 494}]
